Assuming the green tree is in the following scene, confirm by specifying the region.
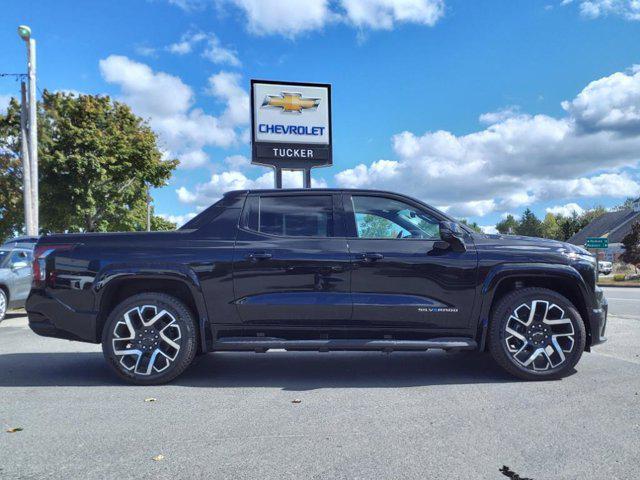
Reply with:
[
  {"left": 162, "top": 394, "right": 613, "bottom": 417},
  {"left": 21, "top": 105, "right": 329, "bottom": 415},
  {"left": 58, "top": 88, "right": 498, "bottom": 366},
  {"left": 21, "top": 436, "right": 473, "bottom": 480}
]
[
  {"left": 0, "top": 98, "right": 24, "bottom": 241},
  {"left": 0, "top": 91, "right": 178, "bottom": 235},
  {"left": 621, "top": 221, "right": 640, "bottom": 269},
  {"left": 358, "top": 214, "right": 395, "bottom": 238},
  {"left": 515, "top": 208, "right": 542, "bottom": 237},
  {"left": 541, "top": 213, "right": 562, "bottom": 240},
  {"left": 496, "top": 214, "right": 518, "bottom": 234},
  {"left": 612, "top": 197, "right": 637, "bottom": 211},
  {"left": 459, "top": 218, "right": 483, "bottom": 233}
]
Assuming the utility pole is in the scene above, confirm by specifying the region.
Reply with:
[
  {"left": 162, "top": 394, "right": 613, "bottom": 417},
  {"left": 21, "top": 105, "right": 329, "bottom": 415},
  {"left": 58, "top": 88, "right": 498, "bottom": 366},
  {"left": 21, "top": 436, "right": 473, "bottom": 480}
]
[
  {"left": 146, "top": 187, "right": 152, "bottom": 232},
  {"left": 19, "top": 82, "right": 35, "bottom": 235},
  {"left": 18, "top": 25, "right": 38, "bottom": 235}
]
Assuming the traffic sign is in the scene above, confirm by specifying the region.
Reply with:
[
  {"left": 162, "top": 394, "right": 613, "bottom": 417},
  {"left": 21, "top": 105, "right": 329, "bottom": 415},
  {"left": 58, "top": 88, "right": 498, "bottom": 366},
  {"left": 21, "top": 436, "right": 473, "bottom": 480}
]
[{"left": 585, "top": 237, "right": 608, "bottom": 249}]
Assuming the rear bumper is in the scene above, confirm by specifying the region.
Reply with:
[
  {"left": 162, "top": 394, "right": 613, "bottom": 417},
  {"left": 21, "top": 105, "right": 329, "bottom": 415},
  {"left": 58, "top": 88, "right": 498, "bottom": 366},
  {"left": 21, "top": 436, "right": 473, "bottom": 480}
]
[
  {"left": 587, "top": 287, "right": 607, "bottom": 347},
  {"left": 26, "top": 290, "right": 99, "bottom": 343}
]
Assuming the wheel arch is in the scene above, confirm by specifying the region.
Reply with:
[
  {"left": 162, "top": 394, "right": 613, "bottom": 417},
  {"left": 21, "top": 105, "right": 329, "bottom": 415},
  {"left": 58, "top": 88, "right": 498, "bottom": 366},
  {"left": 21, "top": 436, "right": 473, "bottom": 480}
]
[
  {"left": 94, "top": 267, "right": 211, "bottom": 352},
  {"left": 478, "top": 264, "right": 593, "bottom": 351}
]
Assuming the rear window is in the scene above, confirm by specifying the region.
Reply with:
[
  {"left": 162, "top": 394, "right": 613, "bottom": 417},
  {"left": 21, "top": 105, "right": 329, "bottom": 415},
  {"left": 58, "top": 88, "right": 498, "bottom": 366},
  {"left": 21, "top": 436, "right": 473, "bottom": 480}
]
[
  {"left": 246, "top": 195, "right": 334, "bottom": 238},
  {"left": 0, "top": 250, "right": 8, "bottom": 266}
]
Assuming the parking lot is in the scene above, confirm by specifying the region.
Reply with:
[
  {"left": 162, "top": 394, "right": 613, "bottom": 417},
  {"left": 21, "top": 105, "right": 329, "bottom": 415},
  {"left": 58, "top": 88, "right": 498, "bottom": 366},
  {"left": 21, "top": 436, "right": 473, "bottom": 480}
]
[{"left": 0, "top": 287, "right": 638, "bottom": 480}]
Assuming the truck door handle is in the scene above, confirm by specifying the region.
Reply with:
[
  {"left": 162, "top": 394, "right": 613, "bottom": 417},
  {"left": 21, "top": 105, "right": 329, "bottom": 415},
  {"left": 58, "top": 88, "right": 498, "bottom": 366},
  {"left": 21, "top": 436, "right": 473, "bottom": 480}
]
[
  {"left": 247, "top": 252, "right": 272, "bottom": 261},
  {"left": 358, "top": 252, "right": 384, "bottom": 261}
]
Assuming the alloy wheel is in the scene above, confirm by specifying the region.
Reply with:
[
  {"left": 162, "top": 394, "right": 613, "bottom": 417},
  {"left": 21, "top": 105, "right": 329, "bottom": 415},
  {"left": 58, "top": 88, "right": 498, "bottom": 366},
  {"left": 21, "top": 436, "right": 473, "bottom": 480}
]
[
  {"left": 112, "top": 305, "right": 182, "bottom": 376},
  {"left": 0, "top": 291, "right": 6, "bottom": 320},
  {"left": 504, "top": 300, "right": 575, "bottom": 371}
]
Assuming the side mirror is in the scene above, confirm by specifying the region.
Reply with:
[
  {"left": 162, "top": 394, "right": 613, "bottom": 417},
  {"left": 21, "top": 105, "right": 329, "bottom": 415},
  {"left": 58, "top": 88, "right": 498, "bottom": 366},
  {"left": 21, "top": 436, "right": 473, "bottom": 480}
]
[{"left": 438, "top": 221, "right": 467, "bottom": 253}]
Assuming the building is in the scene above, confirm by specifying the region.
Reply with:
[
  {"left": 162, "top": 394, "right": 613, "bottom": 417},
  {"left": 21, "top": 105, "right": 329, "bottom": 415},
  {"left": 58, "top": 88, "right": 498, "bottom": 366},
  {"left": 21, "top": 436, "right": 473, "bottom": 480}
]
[{"left": 568, "top": 198, "right": 640, "bottom": 261}]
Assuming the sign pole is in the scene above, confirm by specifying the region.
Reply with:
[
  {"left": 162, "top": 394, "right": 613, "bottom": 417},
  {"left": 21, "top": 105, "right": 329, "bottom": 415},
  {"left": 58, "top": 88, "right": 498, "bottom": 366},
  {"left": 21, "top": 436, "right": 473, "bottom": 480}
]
[
  {"left": 303, "top": 169, "right": 311, "bottom": 189},
  {"left": 274, "top": 167, "right": 283, "bottom": 189}
]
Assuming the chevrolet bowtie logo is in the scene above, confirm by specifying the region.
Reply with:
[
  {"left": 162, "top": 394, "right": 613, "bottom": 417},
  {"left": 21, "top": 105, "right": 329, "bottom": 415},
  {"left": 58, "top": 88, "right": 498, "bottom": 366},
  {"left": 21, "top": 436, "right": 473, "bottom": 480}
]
[{"left": 262, "top": 92, "right": 320, "bottom": 113}]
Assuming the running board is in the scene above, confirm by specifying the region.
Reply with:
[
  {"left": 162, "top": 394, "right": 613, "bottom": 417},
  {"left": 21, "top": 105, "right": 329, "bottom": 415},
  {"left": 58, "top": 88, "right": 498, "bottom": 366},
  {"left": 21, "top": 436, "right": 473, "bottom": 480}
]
[{"left": 212, "top": 337, "right": 477, "bottom": 353}]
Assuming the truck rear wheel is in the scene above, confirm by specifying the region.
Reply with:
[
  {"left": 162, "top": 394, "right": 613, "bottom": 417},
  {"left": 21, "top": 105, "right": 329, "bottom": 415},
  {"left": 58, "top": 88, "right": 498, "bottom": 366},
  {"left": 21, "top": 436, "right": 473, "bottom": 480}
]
[
  {"left": 102, "top": 292, "right": 198, "bottom": 385},
  {"left": 488, "top": 287, "right": 586, "bottom": 380}
]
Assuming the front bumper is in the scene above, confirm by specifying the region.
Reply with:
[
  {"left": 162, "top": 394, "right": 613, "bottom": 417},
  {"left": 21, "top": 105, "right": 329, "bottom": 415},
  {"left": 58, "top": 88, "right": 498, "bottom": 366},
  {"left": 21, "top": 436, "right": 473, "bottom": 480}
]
[{"left": 587, "top": 286, "right": 607, "bottom": 347}]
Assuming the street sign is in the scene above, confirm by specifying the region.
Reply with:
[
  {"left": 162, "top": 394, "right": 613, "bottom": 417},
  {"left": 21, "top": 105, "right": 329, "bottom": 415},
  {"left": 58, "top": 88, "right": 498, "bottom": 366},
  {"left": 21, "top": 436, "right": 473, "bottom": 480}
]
[
  {"left": 585, "top": 237, "right": 608, "bottom": 249},
  {"left": 251, "top": 79, "right": 332, "bottom": 188}
]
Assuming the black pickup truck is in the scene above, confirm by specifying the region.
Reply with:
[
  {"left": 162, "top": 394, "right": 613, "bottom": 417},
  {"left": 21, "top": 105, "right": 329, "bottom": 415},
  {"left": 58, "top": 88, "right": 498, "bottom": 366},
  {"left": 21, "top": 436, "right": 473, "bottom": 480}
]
[{"left": 26, "top": 189, "right": 608, "bottom": 384}]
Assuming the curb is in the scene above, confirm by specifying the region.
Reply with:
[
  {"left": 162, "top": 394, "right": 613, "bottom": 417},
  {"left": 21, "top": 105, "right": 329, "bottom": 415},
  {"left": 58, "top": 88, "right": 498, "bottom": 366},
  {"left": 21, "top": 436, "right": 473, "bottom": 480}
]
[{"left": 597, "top": 283, "right": 640, "bottom": 288}]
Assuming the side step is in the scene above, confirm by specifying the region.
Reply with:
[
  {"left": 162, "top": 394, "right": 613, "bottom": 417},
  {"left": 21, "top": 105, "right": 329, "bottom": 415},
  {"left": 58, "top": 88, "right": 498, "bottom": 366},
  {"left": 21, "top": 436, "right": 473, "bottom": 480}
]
[{"left": 212, "top": 337, "right": 477, "bottom": 353}]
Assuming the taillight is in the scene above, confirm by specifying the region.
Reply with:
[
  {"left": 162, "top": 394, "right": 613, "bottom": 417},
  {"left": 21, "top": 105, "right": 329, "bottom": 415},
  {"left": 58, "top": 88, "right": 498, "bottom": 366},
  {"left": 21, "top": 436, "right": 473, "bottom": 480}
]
[{"left": 32, "top": 244, "right": 75, "bottom": 287}]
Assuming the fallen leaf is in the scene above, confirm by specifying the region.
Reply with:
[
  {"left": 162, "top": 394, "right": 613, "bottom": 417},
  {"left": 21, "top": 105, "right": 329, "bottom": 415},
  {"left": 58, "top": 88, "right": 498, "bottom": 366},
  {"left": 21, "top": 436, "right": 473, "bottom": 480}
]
[
  {"left": 144, "top": 398, "right": 157, "bottom": 402},
  {"left": 291, "top": 399, "right": 302, "bottom": 404},
  {"left": 152, "top": 454, "right": 164, "bottom": 462},
  {"left": 6, "top": 427, "right": 23, "bottom": 433}
]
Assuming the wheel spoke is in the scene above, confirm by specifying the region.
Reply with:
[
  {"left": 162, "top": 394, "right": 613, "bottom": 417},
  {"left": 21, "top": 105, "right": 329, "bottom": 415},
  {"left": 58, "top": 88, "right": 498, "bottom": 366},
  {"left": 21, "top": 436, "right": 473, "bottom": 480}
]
[
  {"left": 504, "top": 298, "right": 575, "bottom": 372},
  {"left": 112, "top": 305, "right": 182, "bottom": 376}
]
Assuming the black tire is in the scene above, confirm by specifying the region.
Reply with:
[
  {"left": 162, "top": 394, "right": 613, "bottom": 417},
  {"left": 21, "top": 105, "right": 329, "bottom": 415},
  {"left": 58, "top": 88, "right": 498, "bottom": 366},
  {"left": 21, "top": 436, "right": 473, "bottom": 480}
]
[
  {"left": 489, "top": 287, "right": 586, "bottom": 380},
  {"left": 102, "top": 292, "right": 198, "bottom": 385},
  {"left": 0, "top": 289, "right": 7, "bottom": 322}
]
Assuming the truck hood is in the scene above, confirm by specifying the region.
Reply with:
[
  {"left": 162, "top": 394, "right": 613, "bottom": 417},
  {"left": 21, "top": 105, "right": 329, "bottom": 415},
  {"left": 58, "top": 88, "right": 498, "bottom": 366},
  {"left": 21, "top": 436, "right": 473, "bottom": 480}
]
[{"left": 472, "top": 233, "right": 591, "bottom": 259}]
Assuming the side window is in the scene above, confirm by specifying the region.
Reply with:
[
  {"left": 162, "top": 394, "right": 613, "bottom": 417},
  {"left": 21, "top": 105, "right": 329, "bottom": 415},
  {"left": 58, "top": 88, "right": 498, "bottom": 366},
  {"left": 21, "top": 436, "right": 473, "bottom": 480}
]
[
  {"left": 249, "top": 195, "right": 334, "bottom": 238},
  {"left": 351, "top": 196, "right": 440, "bottom": 240},
  {"left": 9, "top": 250, "right": 30, "bottom": 267}
]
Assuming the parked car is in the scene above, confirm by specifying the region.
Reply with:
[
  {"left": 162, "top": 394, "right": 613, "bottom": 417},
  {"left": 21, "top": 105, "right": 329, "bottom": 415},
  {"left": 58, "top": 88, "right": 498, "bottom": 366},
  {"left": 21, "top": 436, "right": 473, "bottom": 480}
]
[
  {"left": 26, "top": 189, "right": 608, "bottom": 384},
  {"left": 0, "top": 243, "right": 35, "bottom": 322},
  {"left": 598, "top": 261, "right": 612, "bottom": 276}
]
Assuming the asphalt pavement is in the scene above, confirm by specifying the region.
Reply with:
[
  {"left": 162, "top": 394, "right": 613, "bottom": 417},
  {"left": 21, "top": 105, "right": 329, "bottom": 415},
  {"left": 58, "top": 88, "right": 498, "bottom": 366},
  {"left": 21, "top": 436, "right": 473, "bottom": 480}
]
[{"left": 0, "top": 290, "right": 639, "bottom": 480}]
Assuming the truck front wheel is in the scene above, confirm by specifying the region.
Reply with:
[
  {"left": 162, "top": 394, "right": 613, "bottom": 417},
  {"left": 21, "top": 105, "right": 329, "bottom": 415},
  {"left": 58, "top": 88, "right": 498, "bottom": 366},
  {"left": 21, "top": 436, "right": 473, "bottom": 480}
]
[
  {"left": 102, "top": 292, "right": 198, "bottom": 385},
  {"left": 489, "top": 287, "right": 586, "bottom": 380}
]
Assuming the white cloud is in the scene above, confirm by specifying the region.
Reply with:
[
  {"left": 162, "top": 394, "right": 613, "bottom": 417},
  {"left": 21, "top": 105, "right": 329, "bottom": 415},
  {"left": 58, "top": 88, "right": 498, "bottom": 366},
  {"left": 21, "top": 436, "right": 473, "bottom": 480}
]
[
  {"left": 203, "top": 36, "right": 241, "bottom": 67},
  {"left": 224, "top": 154, "right": 251, "bottom": 169},
  {"left": 177, "top": 170, "right": 327, "bottom": 208},
  {"left": 564, "top": 0, "right": 640, "bottom": 20},
  {"left": 100, "top": 55, "right": 193, "bottom": 117},
  {"left": 334, "top": 65, "right": 640, "bottom": 217},
  {"left": 158, "top": 212, "right": 197, "bottom": 227},
  {"left": 206, "top": 71, "right": 250, "bottom": 127},
  {"left": 479, "top": 105, "right": 521, "bottom": 125},
  {"left": 171, "top": 0, "right": 445, "bottom": 37},
  {"left": 341, "top": 0, "right": 445, "bottom": 29},
  {"left": 166, "top": 31, "right": 241, "bottom": 66},
  {"left": 135, "top": 45, "right": 158, "bottom": 57},
  {"left": 546, "top": 203, "right": 585, "bottom": 217},
  {"left": 562, "top": 65, "right": 640, "bottom": 135},
  {"left": 225, "top": 0, "right": 333, "bottom": 37},
  {"left": 100, "top": 55, "right": 239, "bottom": 169}
]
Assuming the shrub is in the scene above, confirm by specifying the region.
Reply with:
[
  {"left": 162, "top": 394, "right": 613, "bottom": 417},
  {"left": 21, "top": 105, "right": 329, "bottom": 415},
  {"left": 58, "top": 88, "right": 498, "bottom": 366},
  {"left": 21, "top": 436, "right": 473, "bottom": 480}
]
[{"left": 613, "top": 274, "right": 626, "bottom": 282}]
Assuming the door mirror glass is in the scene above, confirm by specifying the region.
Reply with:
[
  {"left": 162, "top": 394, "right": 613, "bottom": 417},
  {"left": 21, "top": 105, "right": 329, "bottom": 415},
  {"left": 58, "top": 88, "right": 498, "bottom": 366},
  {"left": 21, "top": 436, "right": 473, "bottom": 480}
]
[{"left": 439, "top": 221, "right": 466, "bottom": 252}]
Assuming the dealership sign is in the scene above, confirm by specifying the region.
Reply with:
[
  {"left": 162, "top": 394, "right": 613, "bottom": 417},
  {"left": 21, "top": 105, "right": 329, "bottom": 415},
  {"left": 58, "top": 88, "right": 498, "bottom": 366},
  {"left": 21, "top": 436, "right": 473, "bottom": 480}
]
[{"left": 251, "top": 80, "right": 332, "bottom": 171}]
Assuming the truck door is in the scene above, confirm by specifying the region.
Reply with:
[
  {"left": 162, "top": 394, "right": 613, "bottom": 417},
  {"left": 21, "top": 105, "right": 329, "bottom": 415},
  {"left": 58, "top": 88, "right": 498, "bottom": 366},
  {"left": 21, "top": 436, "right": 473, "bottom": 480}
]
[
  {"left": 232, "top": 192, "right": 351, "bottom": 327},
  {"left": 343, "top": 193, "right": 478, "bottom": 330}
]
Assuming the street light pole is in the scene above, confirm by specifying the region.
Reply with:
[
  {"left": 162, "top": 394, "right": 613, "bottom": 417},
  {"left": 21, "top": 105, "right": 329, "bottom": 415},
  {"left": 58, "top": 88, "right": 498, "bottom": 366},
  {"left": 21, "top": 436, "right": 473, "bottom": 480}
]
[
  {"left": 20, "top": 81, "right": 34, "bottom": 235},
  {"left": 18, "top": 25, "right": 38, "bottom": 235},
  {"left": 27, "top": 36, "right": 38, "bottom": 233}
]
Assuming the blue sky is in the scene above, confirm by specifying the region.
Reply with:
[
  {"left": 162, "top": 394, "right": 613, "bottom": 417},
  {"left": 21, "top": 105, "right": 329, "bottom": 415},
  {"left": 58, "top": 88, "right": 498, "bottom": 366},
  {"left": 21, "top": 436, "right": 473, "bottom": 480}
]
[{"left": 2, "top": 0, "right": 640, "bottom": 230}]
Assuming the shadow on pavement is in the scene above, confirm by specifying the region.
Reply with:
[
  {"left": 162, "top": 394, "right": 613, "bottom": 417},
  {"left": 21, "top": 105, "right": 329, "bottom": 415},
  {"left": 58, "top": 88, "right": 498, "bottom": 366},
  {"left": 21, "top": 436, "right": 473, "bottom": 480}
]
[{"left": 0, "top": 350, "right": 519, "bottom": 389}]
